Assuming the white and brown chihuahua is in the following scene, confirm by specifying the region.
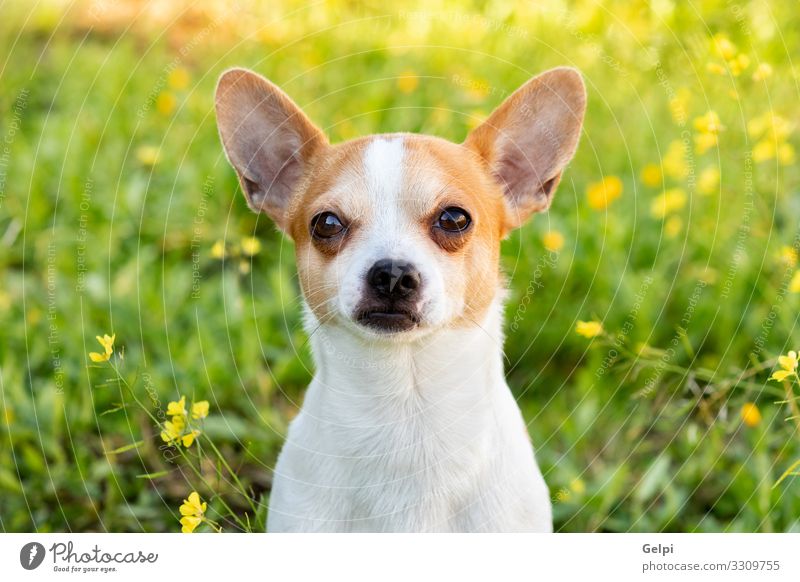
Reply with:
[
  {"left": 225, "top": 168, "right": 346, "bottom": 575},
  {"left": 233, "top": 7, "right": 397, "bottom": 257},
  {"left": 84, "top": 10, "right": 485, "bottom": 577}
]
[{"left": 215, "top": 66, "right": 586, "bottom": 532}]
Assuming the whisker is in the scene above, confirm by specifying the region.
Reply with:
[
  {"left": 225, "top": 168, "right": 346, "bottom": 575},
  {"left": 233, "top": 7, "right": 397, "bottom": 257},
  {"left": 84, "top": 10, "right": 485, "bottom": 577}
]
[{"left": 301, "top": 309, "right": 340, "bottom": 349}]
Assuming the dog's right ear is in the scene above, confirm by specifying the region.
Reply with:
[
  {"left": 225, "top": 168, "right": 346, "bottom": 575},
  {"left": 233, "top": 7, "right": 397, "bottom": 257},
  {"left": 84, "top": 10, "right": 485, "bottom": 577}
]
[
  {"left": 465, "top": 67, "right": 586, "bottom": 230},
  {"left": 215, "top": 68, "right": 327, "bottom": 232}
]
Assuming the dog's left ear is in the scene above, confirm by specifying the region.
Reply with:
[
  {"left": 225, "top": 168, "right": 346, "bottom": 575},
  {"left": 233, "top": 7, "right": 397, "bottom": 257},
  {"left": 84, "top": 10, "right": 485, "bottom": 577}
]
[
  {"left": 465, "top": 67, "right": 586, "bottom": 229},
  {"left": 215, "top": 68, "right": 328, "bottom": 233}
]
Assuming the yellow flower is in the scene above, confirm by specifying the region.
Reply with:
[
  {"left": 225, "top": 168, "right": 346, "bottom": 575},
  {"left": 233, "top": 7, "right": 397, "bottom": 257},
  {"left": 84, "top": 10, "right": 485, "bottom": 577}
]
[
  {"left": 770, "top": 117, "right": 792, "bottom": 142},
  {"left": 640, "top": 163, "right": 662, "bottom": 188},
  {"left": 89, "top": 334, "right": 115, "bottom": 362},
  {"left": 97, "top": 334, "right": 114, "bottom": 353},
  {"left": 162, "top": 418, "right": 199, "bottom": 448},
  {"left": 569, "top": 478, "right": 586, "bottom": 495},
  {"left": 698, "top": 167, "right": 720, "bottom": 195},
  {"left": 651, "top": 188, "right": 687, "bottom": 219},
  {"left": 575, "top": 320, "right": 603, "bottom": 338},
  {"left": 712, "top": 34, "right": 737, "bottom": 60},
  {"left": 156, "top": 92, "right": 177, "bottom": 116},
  {"left": 752, "top": 63, "right": 773, "bottom": 81},
  {"left": 668, "top": 87, "right": 690, "bottom": 124},
  {"left": 180, "top": 515, "right": 202, "bottom": 534},
  {"left": 181, "top": 429, "right": 201, "bottom": 447},
  {"left": 665, "top": 216, "right": 682, "bottom": 238},
  {"left": 136, "top": 145, "right": 160, "bottom": 166},
  {"left": 662, "top": 140, "right": 688, "bottom": 179},
  {"left": 752, "top": 139, "right": 774, "bottom": 163},
  {"left": 752, "top": 139, "right": 794, "bottom": 165},
  {"left": 728, "top": 53, "right": 750, "bottom": 76},
  {"left": 397, "top": 70, "right": 419, "bottom": 94},
  {"left": 790, "top": 271, "right": 800, "bottom": 293},
  {"left": 779, "top": 246, "right": 798, "bottom": 267},
  {"left": 240, "top": 236, "right": 261, "bottom": 257},
  {"left": 748, "top": 113, "right": 792, "bottom": 142},
  {"left": 695, "top": 111, "right": 723, "bottom": 134},
  {"left": 740, "top": 403, "right": 762, "bottom": 428},
  {"left": 694, "top": 132, "right": 718, "bottom": 154},
  {"left": 586, "top": 176, "right": 623, "bottom": 210},
  {"left": 777, "top": 143, "right": 795, "bottom": 165},
  {"left": 168, "top": 67, "right": 191, "bottom": 90},
  {"left": 542, "top": 231, "right": 564, "bottom": 253},
  {"left": 179, "top": 491, "right": 207, "bottom": 533},
  {"left": 703, "top": 52, "right": 748, "bottom": 78},
  {"left": 180, "top": 491, "right": 206, "bottom": 515},
  {"left": 211, "top": 240, "right": 226, "bottom": 259},
  {"left": 191, "top": 400, "right": 209, "bottom": 420},
  {"left": 693, "top": 111, "right": 724, "bottom": 154},
  {"left": 166, "top": 396, "right": 187, "bottom": 417},
  {"left": 771, "top": 350, "right": 798, "bottom": 382},
  {"left": 162, "top": 396, "right": 207, "bottom": 447},
  {"left": 160, "top": 417, "right": 185, "bottom": 445},
  {"left": 778, "top": 351, "right": 798, "bottom": 371},
  {"left": 239, "top": 260, "right": 251, "bottom": 275}
]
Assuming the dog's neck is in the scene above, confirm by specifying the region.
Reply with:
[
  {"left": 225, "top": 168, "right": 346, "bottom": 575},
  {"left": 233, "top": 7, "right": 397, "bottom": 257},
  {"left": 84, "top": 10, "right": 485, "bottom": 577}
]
[{"left": 302, "top": 295, "right": 508, "bottom": 421}]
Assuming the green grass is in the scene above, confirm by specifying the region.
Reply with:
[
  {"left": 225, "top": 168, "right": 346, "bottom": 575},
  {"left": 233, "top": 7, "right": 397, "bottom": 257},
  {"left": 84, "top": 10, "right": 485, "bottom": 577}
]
[{"left": 1, "top": 0, "right": 799, "bottom": 532}]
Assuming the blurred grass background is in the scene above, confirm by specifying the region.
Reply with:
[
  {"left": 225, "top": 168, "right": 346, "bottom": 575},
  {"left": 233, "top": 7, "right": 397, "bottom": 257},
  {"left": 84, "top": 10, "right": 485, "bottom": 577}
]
[{"left": 1, "top": 0, "right": 799, "bottom": 532}]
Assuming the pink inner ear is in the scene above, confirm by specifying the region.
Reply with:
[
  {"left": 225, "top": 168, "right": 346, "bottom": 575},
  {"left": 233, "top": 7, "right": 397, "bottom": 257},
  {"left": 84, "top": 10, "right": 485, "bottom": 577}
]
[
  {"left": 239, "top": 131, "right": 303, "bottom": 210},
  {"left": 492, "top": 136, "right": 560, "bottom": 211},
  {"left": 216, "top": 69, "right": 327, "bottom": 230}
]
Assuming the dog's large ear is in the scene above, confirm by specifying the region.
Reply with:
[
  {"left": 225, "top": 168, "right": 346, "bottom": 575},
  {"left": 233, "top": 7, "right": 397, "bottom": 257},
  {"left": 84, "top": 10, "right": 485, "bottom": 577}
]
[
  {"left": 215, "top": 68, "right": 327, "bottom": 232},
  {"left": 465, "top": 67, "right": 586, "bottom": 229}
]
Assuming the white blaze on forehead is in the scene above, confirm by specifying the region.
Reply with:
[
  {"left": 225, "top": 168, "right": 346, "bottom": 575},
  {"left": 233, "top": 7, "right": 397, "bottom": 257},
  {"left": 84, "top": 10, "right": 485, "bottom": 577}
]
[
  {"left": 336, "top": 135, "right": 451, "bottom": 327},
  {"left": 363, "top": 137, "right": 405, "bottom": 205},
  {"left": 336, "top": 136, "right": 410, "bottom": 320}
]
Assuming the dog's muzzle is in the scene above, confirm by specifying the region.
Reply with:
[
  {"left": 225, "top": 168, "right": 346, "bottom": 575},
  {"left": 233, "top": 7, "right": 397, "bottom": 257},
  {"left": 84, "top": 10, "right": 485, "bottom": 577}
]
[{"left": 355, "top": 258, "right": 423, "bottom": 333}]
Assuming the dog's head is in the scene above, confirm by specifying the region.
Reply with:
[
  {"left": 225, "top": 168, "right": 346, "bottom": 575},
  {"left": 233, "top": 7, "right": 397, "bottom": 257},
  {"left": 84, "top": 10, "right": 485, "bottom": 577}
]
[{"left": 215, "top": 68, "right": 585, "bottom": 339}]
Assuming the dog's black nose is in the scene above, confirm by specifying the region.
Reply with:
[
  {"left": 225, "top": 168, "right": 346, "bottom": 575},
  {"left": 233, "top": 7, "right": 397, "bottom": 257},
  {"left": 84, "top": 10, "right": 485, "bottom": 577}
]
[{"left": 367, "top": 259, "right": 421, "bottom": 299}]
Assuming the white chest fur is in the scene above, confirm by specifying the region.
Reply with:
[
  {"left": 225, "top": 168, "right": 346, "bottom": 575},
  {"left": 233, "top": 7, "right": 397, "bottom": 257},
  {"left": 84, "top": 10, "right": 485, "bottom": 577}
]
[{"left": 267, "top": 298, "right": 552, "bottom": 532}]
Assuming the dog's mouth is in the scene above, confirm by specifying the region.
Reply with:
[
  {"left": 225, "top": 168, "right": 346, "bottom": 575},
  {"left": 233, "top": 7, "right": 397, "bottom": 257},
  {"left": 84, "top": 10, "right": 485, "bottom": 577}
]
[{"left": 355, "top": 308, "right": 421, "bottom": 333}]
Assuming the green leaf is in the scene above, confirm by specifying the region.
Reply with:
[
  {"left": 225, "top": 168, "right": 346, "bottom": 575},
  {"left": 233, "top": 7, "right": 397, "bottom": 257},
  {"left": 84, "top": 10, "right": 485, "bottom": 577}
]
[
  {"left": 634, "top": 456, "right": 671, "bottom": 503},
  {"left": 773, "top": 459, "right": 800, "bottom": 489},
  {"left": 99, "top": 403, "right": 127, "bottom": 416},
  {"left": 135, "top": 471, "right": 170, "bottom": 480},
  {"left": 252, "top": 492, "right": 269, "bottom": 533},
  {"left": 106, "top": 440, "right": 144, "bottom": 455}
]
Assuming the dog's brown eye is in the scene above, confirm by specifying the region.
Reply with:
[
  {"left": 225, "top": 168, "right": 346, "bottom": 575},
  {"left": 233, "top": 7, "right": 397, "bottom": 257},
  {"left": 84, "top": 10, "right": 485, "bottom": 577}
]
[
  {"left": 436, "top": 207, "right": 471, "bottom": 233},
  {"left": 311, "top": 212, "right": 345, "bottom": 239}
]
